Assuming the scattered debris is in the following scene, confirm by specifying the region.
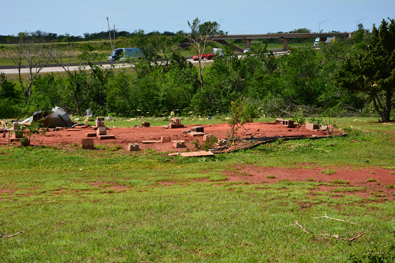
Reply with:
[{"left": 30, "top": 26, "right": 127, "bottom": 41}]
[
  {"left": 180, "top": 151, "right": 214, "bottom": 157},
  {"left": 173, "top": 140, "right": 185, "bottom": 148},
  {"left": 127, "top": 143, "right": 139, "bottom": 151},
  {"left": 169, "top": 117, "right": 184, "bottom": 128},
  {"left": 313, "top": 214, "right": 356, "bottom": 225},
  {"left": 82, "top": 138, "right": 94, "bottom": 150},
  {"left": 160, "top": 136, "right": 171, "bottom": 143}
]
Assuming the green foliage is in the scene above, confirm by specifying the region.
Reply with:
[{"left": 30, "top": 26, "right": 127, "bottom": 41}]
[
  {"left": 0, "top": 73, "right": 22, "bottom": 118},
  {"left": 335, "top": 18, "right": 395, "bottom": 122}
]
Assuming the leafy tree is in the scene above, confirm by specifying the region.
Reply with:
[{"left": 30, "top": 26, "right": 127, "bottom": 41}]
[
  {"left": 0, "top": 73, "right": 22, "bottom": 118},
  {"left": 182, "top": 18, "right": 222, "bottom": 89},
  {"left": 335, "top": 18, "right": 395, "bottom": 121}
]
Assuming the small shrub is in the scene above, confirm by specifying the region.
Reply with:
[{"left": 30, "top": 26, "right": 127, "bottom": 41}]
[
  {"left": 266, "top": 175, "right": 276, "bottom": 179},
  {"left": 385, "top": 184, "right": 394, "bottom": 189},
  {"left": 366, "top": 178, "right": 377, "bottom": 183}
]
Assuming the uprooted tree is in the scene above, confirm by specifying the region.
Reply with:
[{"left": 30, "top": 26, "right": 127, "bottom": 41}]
[{"left": 335, "top": 18, "right": 395, "bottom": 122}]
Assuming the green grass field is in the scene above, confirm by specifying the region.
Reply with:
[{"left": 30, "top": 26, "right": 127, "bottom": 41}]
[{"left": 1, "top": 117, "right": 395, "bottom": 262}]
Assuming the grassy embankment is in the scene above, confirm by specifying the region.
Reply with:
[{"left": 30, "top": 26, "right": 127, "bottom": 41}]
[{"left": 1, "top": 117, "right": 395, "bottom": 262}]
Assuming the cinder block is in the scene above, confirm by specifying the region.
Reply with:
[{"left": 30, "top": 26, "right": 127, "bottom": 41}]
[
  {"left": 203, "top": 134, "right": 213, "bottom": 142},
  {"left": 306, "top": 123, "right": 319, "bottom": 130},
  {"left": 182, "top": 130, "right": 190, "bottom": 134},
  {"left": 127, "top": 143, "right": 139, "bottom": 151},
  {"left": 96, "top": 127, "right": 106, "bottom": 136},
  {"left": 160, "top": 136, "right": 171, "bottom": 143},
  {"left": 96, "top": 117, "right": 104, "bottom": 127},
  {"left": 11, "top": 132, "right": 23, "bottom": 139},
  {"left": 173, "top": 140, "right": 185, "bottom": 148},
  {"left": 85, "top": 132, "right": 96, "bottom": 137},
  {"left": 82, "top": 138, "right": 94, "bottom": 150},
  {"left": 275, "top": 118, "right": 283, "bottom": 124},
  {"left": 217, "top": 139, "right": 227, "bottom": 146},
  {"left": 191, "top": 126, "right": 204, "bottom": 133},
  {"left": 142, "top": 122, "right": 150, "bottom": 127}
]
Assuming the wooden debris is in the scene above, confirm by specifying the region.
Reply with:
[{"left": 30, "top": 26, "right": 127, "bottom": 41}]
[
  {"left": 348, "top": 233, "right": 365, "bottom": 243},
  {"left": 313, "top": 214, "right": 356, "bottom": 225},
  {"left": 142, "top": 140, "right": 160, "bottom": 144},
  {"left": 188, "top": 132, "right": 205, "bottom": 137},
  {"left": 98, "top": 135, "right": 116, "bottom": 140},
  {"left": 295, "top": 221, "right": 313, "bottom": 234},
  {"left": 1, "top": 231, "right": 25, "bottom": 238},
  {"left": 180, "top": 151, "right": 214, "bottom": 157}
]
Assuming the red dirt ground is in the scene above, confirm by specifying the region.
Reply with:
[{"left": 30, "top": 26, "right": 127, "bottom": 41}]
[
  {"left": 0, "top": 121, "right": 331, "bottom": 152},
  {"left": 222, "top": 165, "right": 395, "bottom": 200}
]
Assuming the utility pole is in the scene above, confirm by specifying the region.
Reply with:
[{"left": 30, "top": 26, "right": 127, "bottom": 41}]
[
  {"left": 319, "top": 19, "right": 330, "bottom": 33},
  {"left": 113, "top": 24, "right": 116, "bottom": 49},
  {"left": 107, "top": 17, "right": 113, "bottom": 50}
]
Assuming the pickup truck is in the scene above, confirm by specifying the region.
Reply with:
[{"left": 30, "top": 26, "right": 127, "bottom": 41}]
[{"left": 193, "top": 53, "right": 215, "bottom": 60}]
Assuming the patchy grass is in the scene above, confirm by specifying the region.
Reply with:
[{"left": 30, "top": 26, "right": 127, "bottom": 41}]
[
  {"left": 1, "top": 117, "right": 395, "bottom": 261},
  {"left": 321, "top": 169, "right": 337, "bottom": 175},
  {"left": 366, "top": 178, "right": 377, "bottom": 183}
]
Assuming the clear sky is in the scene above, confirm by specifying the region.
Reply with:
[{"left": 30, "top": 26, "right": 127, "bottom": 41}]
[{"left": 1, "top": 0, "right": 394, "bottom": 37}]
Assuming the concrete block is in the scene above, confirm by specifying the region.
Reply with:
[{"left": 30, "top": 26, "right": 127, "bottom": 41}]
[
  {"left": 127, "top": 143, "right": 139, "bottom": 151},
  {"left": 306, "top": 123, "right": 319, "bottom": 130},
  {"left": 217, "top": 139, "right": 227, "bottom": 146},
  {"left": 182, "top": 130, "right": 190, "bottom": 134},
  {"left": 282, "top": 120, "right": 295, "bottom": 128},
  {"left": 188, "top": 132, "right": 205, "bottom": 137},
  {"left": 96, "top": 127, "right": 107, "bottom": 136},
  {"left": 173, "top": 140, "right": 185, "bottom": 148},
  {"left": 275, "top": 118, "right": 283, "bottom": 124},
  {"left": 191, "top": 126, "right": 204, "bottom": 133},
  {"left": 82, "top": 138, "right": 94, "bottom": 150},
  {"left": 161, "top": 136, "right": 171, "bottom": 143},
  {"left": 85, "top": 132, "right": 96, "bottom": 137},
  {"left": 141, "top": 122, "right": 150, "bottom": 127},
  {"left": 96, "top": 117, "right": 104, "bottom": 127},
  {"left": 98, "top": 135, "right": 116, "bottom": 140},
  {"left": 11, "top": 132, "right": 23, "bottom": 139},
  {"left": 203, "top": 134, "right": 213, "bottom": 142}
]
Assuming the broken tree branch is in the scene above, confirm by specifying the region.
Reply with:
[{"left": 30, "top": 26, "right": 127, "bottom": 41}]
[
  {"left": 313, "top": 214, "right": 357, "bottom": 225},
  {"left": 319, "top": 234, "right": 340, "bottom": 240},
  {"left": 348, "top": 233, "right": 365, "bottom": 243},
  {"left": 295, "top": 221, "right": 313, "bottom": 234},
  {"left": 0, "top": 231, "right": 25, "bottom": 238}
]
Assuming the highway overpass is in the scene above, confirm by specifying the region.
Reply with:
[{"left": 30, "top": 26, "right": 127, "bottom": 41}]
[{"left": 212, "top": 32, "right": 353, "bottom": 51}]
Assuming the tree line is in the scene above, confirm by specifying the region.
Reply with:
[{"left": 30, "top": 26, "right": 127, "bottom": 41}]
[{"left": 0, "top": 18, "right": 394, "bottom": 122}]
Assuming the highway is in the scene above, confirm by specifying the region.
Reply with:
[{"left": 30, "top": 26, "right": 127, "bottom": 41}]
[{"left": 0, "top": 51, "right": 289, "bottom": 75}]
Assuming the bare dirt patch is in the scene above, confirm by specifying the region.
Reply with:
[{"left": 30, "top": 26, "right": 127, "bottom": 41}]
[
  {"left": 0, "top": 122, "right": 331, "bottom": 153},
  {"left": 223, "top": 165, "right": 395, "bottom": 200}
]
